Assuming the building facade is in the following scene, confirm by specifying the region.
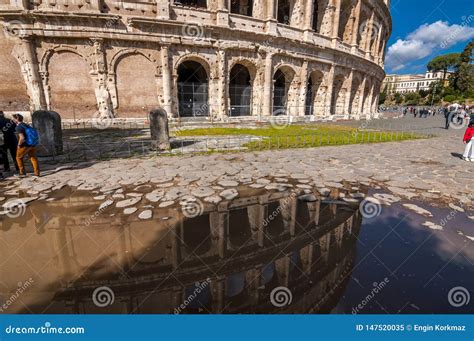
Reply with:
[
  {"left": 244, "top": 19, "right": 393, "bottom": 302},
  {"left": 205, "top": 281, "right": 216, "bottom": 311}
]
[
  {"left": 0, "top": 0, "right": 391, "bottom": 121},
  {"left": 383, "top": 71, "right": 452, "bottom": 95}
]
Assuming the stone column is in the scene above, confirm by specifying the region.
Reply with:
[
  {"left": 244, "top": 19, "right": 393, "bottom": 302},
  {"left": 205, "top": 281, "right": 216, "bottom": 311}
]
[
  {"left": 161, "top": 46, "right": 173, "bottom": 116},
  {"left": 32, "top": 110, "right": 63, "bottom": 156},
  {"left": 331, "top": 0, "right": 342, "bottom": 46},
  {"left": 350, "top": 0, "right": 361, "bottom": 49},
  {"left": 216, "top": 0, "right": 229, "bottom": 26},
  {"left": 91, "top": 39, "right": 113, "bottom": 118},
  {"left": 210, "top": 211, "right": 227, "bottom": 258},
  {"left": 262, "top": 52, "right": 274, "bottom": 116},
  {"left": 275, "top": 255, "right": 291, "bottom": 287},
  {"left": 215, "top": 49, "right": 228, "bottom": 120},
  {"left": 156, "top": 0, "right": 170, "bottom": 20},
  {"left": 265, "top": 0, "right": 277, "bottom": 34},
  {"left": 344, "top": 69, "right": 353, "bottom": 117},
  {"left": 325, "top": 64, "right": 335, "bottom": 116},
  {"left": 291, "top": 0, "right": 306, "bottom": 29},
  {"left": 357, "top": 76, "right": 366, "bottom": 116},
  {"left": 298, "top": 61, "right": 309, "bottom": 116},
  {"left": 364, "top": 12, "right": 375, "bottom": 56},
  {"left": 149, "top": 108, "right": 171, "bottom": 150},
  {"left": 17, "top": 37, "right": 47, "bottom": 111},
  {"left": 303, "top": 0, "right": 315, "bottom": 41}
]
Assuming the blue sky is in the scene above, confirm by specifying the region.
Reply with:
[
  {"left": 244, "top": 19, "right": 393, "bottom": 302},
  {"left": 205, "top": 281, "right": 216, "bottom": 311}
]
[{"left": 385, "top": 0, "right": 474, "bottom": 75}]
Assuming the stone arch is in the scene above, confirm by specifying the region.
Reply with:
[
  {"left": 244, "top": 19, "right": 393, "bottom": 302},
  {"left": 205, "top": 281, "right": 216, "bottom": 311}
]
[
  {"left": 114, "top": 53, "right": 159, "bottom": 118},
  {"left": 41, "top": 46, "right": 93, "bottom": 75},
  {"left": 47, "top": 51, "right": 97, "bottom": 119},
  {"left": 272, "top": 64, "right": 298, "bottom": 115},
  {"left": 173, "top": 54, "right": 213, "bottom": 79},
  {"left": 109, "top": 49, "right": 159, "bottom": 77},
  {"left": 0, "top": 33, "right": 29, "bottom": 111},
  {"left": 228, "top": 62, "right": 255, "bottom": 116},
  {"left": 176, "top": 58, "right": 210, "bottom": 117},
  {"left": 331, "top": 73, "right": 347, "bottom": 115}
]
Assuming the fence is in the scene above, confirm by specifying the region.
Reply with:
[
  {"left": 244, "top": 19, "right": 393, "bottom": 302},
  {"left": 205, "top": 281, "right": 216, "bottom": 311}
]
[{"left": 39, "top": 128, "right": 433, "bottom": 165}]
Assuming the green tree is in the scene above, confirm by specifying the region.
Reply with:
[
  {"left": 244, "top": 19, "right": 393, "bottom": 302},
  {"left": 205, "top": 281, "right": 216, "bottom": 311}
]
[
  {"left": 394, "top": 92, "right": 403, "bottom": 104},
  {"left": 427, "top": 53, "right": 461, "bottom": 81},
  {"left": 453, "top": 39, "right": 474, "bottom": 94},
  {"left": 404, "top": 92, "right": 421, "bottom": 105},
  {"left": 379, "top": 86, "right": 388, "bottom": 104}
]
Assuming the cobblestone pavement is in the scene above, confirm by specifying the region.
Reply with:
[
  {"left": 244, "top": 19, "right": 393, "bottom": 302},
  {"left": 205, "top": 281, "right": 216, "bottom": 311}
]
[{"left": 0, "top": 116, "right": 472, "bottom": 214}]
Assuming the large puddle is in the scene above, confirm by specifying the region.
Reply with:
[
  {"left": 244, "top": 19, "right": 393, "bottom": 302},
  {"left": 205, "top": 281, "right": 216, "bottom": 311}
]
[{"left": 0, "top": 186, "right": 473, "bottom": 314}]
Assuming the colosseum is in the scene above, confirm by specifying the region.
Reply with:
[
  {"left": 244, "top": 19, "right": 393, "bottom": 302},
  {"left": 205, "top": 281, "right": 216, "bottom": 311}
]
[{"left": 0, "top": 0, "right": 391, "bottom": 121}]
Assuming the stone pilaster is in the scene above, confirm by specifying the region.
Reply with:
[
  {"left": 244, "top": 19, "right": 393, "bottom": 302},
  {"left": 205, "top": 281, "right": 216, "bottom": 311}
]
[
  {"left": 161, "top": 46, "right": 173, "bottom": 116},
  {"left": 262, "top": 52, "right": 273, "bottom": 116},
  {"left": 216, "top": 0, "right": 229, "bottom": 27},
  {"left": 91, "top": 38, "right": 113, "bottom": 118},
  {"left": 364, "top": 11, "right": 375, "bottom": 56},
  {"left": 17, "top": 36, "right": 47, "bottom": 111},
  {"left": 350, "top": 0, "right": 361, "bottom": 49},
  {"left": 156, "top": 0, "right": 170, "bottom": 20},
  {"left": 331, "top": 0, "right": 342, "bottom": 47},
  {"left": 214, "top": 49, "right": 228, "bottom": 119},
  {"left": 265, "top": 0, "right": 277, "bottom": 34},
  {"left": 298, "top": 61, "right": 309, "bottom": 116},
  {"left": 344, "top": 69, "right": 353, "bottom": 117},
  {"left": 325, "top": 64, "right": 335, "bottom": 116}
]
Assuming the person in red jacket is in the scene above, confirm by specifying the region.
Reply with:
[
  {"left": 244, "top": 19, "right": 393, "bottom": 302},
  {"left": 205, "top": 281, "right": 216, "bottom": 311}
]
[{"left": 462, "top": 122, "right": 474, "bottom": 162}]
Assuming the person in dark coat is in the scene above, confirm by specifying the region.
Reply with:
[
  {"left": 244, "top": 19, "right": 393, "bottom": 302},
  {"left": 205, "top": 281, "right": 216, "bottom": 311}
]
[{"left": 0, "top": 111, "right": 19, "bottom": 172}]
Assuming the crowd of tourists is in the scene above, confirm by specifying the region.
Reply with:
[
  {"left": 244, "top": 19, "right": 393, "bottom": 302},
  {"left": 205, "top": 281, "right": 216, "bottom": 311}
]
[{"left": 0, "top": 112, "right": 40, "bottom": 180}]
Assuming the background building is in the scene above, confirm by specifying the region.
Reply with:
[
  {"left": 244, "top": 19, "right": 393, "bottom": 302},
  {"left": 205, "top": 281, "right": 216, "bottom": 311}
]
[
  {"left": 383, "top": 71, "right": 453, "bottom": 94},
  {"left": 0, "top": 0, "right": 391, "bottom": 121}
]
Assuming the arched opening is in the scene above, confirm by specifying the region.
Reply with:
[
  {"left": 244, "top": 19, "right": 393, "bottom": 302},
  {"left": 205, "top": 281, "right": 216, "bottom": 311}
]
[
  {"left": 229, "top": 64, "right": 252, "bottom": 116},
  {"left": 115, "top": 53, "right": 158, "bottom": 118},
  {"left": 230, "top": 0, "right": 253, "bottom": 16},
  {"left": 272, "top": 67, "right": 295, "bottom": 115},
  {"left": 331, "top": 74, "right": 346, "bottom": 115},
  {"left": 175, "top": 0, "right": 207, "bottom": 8},
  {"left": 48, "top": 52, "right": 97, "bottom": 119},
  {"left": 177, "top": 60, "right": 209, "bottom": 117},
  {"left": 277, "top": 0, "right": 292, "bottom": 24}
]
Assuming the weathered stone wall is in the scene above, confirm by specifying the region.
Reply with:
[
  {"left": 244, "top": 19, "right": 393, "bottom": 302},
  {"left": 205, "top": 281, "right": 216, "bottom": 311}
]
[{"left": 0, "top": 0, "right": 391, "bottom": 120}]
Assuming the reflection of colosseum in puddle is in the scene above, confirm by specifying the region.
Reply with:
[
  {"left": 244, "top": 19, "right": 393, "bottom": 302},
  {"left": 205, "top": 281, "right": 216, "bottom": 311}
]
[{"left": 0, "top": 189, "right": 362, "bottom": 314}]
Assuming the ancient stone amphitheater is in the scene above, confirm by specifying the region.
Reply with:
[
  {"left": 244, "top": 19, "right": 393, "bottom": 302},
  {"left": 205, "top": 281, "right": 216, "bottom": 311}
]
[{"left": 0, "top": 0, "right": 391, "bottom": 121}]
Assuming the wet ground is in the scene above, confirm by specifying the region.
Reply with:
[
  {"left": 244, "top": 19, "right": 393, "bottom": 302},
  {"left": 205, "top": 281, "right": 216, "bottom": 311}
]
[{"left": 0, "top": 186, "right": 472, "bottom": 314}]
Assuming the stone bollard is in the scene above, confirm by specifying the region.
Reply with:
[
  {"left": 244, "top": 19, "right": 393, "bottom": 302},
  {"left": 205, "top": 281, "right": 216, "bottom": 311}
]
[
  {"left": 149, "top": 108, "right": 170, "bottom": 150},
  {"left": 32, "top": 110, "right": 63, "bottom": 157}
]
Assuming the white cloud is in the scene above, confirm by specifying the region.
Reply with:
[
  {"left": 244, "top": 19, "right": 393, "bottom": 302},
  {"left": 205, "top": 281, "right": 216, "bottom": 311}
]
[{"left": 385, "top": 20, "right": 474, "bottom": 72}]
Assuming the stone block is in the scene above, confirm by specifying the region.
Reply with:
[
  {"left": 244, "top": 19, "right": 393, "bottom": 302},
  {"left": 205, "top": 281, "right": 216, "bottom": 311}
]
[
  {"left": 32, "top": 110, "right": 63, "bottom": 156},
  {"left": 149, "top": 108, "right": 170, "bottom": 150}
]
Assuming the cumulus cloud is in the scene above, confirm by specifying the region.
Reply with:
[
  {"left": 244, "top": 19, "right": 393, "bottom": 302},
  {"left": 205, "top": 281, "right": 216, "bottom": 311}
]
[{"left": 385, "top": 19, "right": 474, "bottom": 72}]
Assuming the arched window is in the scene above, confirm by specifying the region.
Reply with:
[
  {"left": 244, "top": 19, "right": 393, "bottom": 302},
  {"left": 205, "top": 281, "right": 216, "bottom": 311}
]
[
  {"left": 230, "top": 0, "right": 253, "bottom": 16},
  {"left": 312, "top": 0, "right": 320, "bottom": 32},
  {"left": 229, "top": 64, "right": 253, "bottom": 116},
  {"left": 277, "top": 0, "right": 292, "bottom": 24}
]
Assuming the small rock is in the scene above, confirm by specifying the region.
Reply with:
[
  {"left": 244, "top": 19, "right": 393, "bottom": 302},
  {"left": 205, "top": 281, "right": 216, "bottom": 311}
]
[
  {"left": 138, "top": 210, "right": 153, "bottom": 220},
  {"left": 124, "top": 207, "right": 138, "bottom": 215},
  {"left": 159, "top": 201, "right": 174, "bottom": 208},
  {"left": 220, "top": 189, "right": 238, "bottom": 200},
  {"left": 116, "top": 197, "right": 141, "bottom": 208},
  {"left": 422, "top": 221, "right": 443, "bottom": 230},
  {"left": 99, "top": 199, "right": 114, "bottom": 211},
  {"left": 403, "top": 204, "right": 433, "bottom": 217}
]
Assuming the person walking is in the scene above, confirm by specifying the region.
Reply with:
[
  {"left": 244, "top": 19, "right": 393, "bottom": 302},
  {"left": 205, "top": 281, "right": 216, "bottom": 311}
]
[
  {"left": 0, "top": 111, "right": 19, "bottom": 172},
  {"left": 12, "top": 114, "right": 40, "bottom": 177},
  {"left": 462, "top": 122, "right": 474, "bottom": 162},
  {"left": 0, "top": 128, "right": 4, "bottom": 180}
]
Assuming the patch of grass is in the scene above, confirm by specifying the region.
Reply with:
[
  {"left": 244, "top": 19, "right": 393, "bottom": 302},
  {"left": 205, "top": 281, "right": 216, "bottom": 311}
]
[{"left": 175, "top": 124, "right": 425, "bottom": 150}]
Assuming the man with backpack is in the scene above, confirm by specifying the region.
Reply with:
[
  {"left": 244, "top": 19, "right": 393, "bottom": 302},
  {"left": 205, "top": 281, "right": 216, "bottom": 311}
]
[
  {"left": 12, "top": 114, "right": 40, "bottom": 178},
  {"left": 0, "top": 111, "right": 19, "bottom": 173}
]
